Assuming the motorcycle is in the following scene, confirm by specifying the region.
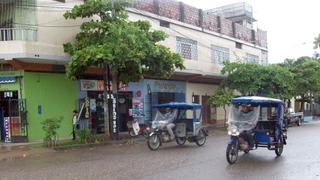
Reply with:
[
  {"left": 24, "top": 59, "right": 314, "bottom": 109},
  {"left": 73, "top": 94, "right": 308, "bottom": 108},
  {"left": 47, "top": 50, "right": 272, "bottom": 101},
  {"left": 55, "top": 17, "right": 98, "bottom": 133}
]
[{"left": 127, "top": 119, "right": 150, "bottom": 138}]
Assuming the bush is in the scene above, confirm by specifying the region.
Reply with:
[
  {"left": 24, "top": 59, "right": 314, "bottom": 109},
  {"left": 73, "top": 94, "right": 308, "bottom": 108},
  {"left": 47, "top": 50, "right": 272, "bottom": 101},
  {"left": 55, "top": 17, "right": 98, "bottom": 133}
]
[
  {"left": 76, "top": 128, "right": 94, "bottom": 144},
  {"left": 41, "top": 117, "right": 62, "bottom": 147}
]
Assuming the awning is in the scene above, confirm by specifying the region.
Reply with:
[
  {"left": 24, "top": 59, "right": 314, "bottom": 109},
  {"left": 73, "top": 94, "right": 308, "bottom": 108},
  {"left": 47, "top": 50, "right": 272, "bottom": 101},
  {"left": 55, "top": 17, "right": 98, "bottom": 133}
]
[{"left": 0, "top": 76, "right": 16, "bottom": 84}]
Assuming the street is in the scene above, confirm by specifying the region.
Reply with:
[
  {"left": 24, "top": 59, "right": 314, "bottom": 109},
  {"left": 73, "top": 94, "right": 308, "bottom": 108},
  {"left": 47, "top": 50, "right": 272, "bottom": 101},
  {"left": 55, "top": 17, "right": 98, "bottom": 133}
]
[{"left": 1, "top": 122, "right": 320, "bottom": 180}]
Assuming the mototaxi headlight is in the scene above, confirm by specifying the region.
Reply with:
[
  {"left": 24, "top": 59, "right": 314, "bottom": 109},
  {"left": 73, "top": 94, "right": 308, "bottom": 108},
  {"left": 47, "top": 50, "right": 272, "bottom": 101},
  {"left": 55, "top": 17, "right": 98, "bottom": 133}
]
[
  {"left": 151, "top": 122, "right": 157, "bottom": 129},
  {"left": 228, "top": 127, "right": 239, "bottom": 136}
]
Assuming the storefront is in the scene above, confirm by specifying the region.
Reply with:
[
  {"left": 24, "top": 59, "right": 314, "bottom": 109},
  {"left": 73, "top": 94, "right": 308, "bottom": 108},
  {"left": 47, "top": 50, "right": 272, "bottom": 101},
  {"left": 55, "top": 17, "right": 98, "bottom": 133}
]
[
  {"left": 77, "top": 79, "right": 133, "bottom": 133},
  {"left": 0, "top": 70, "right": 27, "bottom": 143},
  {"left": 128, "top": 79, "right": 186, "bottom": 124}
]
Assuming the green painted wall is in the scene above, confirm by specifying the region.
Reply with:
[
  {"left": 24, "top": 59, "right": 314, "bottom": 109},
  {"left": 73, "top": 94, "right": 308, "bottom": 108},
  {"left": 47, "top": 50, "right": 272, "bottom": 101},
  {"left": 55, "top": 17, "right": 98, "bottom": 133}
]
[{"left": 24, "top": 72, "right": 78, "bottom": 141}]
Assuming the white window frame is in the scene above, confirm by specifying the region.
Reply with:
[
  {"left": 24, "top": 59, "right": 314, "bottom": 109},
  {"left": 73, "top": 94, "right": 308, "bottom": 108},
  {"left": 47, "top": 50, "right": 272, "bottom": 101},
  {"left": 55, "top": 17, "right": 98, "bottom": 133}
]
[{"left": 211, "top": 45, "right": 230, "bottom": 65}]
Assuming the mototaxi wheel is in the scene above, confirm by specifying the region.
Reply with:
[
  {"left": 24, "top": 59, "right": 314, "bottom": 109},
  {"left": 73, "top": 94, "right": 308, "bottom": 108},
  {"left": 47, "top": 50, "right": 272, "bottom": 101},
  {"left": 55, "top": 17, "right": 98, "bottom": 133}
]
[
  {"left": 275, "top": 137, "right": 284, "bottom": 156},
  {"left": 226, "top": 144, "right": 238, "bottom": 164},
  {"left": 176, "top": 137, "right": 187, "bottom": 145},
  {"left": 195, "top": 129, "right": 207, "bottom": 147},
  {"left": 147, "top": 134, "right": 161, "bottom": 151}
]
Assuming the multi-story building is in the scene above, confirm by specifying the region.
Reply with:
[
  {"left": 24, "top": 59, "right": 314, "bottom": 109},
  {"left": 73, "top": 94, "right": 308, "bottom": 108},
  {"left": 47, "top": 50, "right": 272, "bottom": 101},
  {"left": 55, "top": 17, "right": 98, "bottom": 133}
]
[{"left": 0, "top": 0, "right": 268, "bottom": 142}]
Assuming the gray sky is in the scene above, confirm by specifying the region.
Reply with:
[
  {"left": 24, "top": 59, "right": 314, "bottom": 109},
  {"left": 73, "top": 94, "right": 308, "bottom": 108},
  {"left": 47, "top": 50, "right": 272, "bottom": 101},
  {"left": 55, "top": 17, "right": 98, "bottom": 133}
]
[{"left": 181, "top": 0, "right": 320, "bottom": 63}]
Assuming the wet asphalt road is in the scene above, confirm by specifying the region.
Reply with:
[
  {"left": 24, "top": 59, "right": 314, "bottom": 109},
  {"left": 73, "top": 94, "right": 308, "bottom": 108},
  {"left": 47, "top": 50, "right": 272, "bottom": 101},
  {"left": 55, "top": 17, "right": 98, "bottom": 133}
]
[{"left": 1, "top": 122, "right": 320, "bottom": 180}]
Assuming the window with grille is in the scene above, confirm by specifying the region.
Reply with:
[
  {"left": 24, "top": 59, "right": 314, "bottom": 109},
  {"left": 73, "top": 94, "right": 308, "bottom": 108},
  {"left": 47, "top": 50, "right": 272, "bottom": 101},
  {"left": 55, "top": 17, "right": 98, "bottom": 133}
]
[
  {"left": 246, "top": 53, "right": 259, "bottom": 64},
  {"left": 176, "top": 37, "right": 197, "bottom": 60},
  {"left": 211, "top": 45, "right": 230, "bottom": 65}
]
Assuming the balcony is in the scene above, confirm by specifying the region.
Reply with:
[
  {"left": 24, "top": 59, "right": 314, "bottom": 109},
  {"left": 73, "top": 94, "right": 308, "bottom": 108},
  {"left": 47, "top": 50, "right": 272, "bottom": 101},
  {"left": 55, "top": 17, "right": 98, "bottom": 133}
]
[{"left": 0, "top": 28, "right": 37, "bottom": 41}]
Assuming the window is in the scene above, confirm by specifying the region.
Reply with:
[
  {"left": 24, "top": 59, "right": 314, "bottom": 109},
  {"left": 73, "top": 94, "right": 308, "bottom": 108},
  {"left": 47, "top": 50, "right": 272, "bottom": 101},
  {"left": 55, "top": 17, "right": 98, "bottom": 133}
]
[
  {"left": 235, "top": 42, "right": 242, "bottom": 49},
  {"left": 246, "top": 53, "right": 259, "bottom": 64},
  {"left": 211, "top": 45, "right": 230, "bottom": 65},
  {"left": 160, "top": 20, "right": 170, "bottom": 28},
  {"left": 261, "top": 50, "right": 268, "bottom": 65},
  {"left": 176, "top": 37, "right": 198, "bottom": 60},
  {"left": 192, "top": 95, "right": 200, "bottom": 103}
]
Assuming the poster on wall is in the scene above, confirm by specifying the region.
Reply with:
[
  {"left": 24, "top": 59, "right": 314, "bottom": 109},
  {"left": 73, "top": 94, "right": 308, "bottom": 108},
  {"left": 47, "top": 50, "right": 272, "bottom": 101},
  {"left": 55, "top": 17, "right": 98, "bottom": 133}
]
[{"left": 132, "top": 99, "right": 144, "bottom": 123}]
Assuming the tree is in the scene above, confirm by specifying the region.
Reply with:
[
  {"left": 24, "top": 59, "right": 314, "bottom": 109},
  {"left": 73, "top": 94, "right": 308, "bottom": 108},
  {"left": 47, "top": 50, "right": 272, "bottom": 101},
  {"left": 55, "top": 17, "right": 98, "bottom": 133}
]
[
  {"left": 287, "top": 56, "right": 320, "bottom": 111},
  {"left": 63, "top": 0, "right": 184, "bottom": 91},
  {"left": 63, "top": 0, "right": 184, "bottom": 136},
  {"left": 313, "top": 34, "right": 320, "bottom": 59},
  {"left": 313, "top": 34, "right": 320, "bottom": 49},
  {"left": 209, "top": 88, "right": 234, "bottom": 127},
  {"left": 221, "top": 61, "right": 294, "bottom": 99}
]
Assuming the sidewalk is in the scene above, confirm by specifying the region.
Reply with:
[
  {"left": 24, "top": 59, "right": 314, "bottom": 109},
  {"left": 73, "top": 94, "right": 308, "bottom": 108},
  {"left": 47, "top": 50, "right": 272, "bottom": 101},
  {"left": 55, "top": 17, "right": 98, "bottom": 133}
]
[
  {"left": 0, "top": 126, "right": 224, "bottom": 162},
  {"left": 0, "top": 142, "right": 55, "bottom": 162}
]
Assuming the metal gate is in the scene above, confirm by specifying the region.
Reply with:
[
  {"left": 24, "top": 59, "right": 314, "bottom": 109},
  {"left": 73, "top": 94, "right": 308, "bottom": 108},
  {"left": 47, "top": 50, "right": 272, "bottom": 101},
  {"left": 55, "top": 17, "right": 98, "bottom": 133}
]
[{"left": 0, "top": 99, "right": 28, "bottom": 143}]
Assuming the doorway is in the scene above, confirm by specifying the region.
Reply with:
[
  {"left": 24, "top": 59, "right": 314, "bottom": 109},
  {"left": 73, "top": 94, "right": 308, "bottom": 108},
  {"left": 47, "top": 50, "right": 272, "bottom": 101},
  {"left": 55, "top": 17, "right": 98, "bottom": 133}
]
[
  {"left": 201, "top": 96, "right": 210, "bottom": 125},
  {"left": 0, "top": 91, "right": 27, "bottom": 143},
  {"left": 117, "top": 92, "right": 133, "bottom": 132}
]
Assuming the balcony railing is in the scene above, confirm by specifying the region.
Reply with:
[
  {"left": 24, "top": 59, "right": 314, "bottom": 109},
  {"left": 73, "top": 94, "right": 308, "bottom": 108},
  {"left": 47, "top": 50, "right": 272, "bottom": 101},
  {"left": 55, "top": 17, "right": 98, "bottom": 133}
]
[{"left": 0, "top": 27, "right": 37, "bottom": 41}]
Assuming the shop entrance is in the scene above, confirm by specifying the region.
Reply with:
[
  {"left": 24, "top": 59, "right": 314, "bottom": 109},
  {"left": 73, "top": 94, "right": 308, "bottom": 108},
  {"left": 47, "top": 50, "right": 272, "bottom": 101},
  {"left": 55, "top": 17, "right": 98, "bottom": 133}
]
[
  {"left": 0, "top": 91, "right": 27, "bottom": 143},
  {"left": 117, "top": 92, "right": 133, "bottom": 132},
  {"left": 78, "top": 91, "right": 133, "bottom": 134}
]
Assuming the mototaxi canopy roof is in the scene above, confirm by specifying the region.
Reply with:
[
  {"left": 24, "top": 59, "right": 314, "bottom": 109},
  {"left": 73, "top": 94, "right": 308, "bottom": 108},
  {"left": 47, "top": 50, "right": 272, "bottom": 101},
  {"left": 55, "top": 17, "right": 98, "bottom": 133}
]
[{"left": 231, "top": 96, "right": 284, "bottom": 106}]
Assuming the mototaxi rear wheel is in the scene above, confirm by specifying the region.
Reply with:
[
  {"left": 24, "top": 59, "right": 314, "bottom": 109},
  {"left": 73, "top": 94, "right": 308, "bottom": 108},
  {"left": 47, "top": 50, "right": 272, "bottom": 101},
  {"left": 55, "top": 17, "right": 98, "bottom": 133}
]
[
  {"left": 195, "top": 129, "right": 206, "bottom": 147},
  {"left": 275, "top": 137, "right": 284, "bottom": 156}
]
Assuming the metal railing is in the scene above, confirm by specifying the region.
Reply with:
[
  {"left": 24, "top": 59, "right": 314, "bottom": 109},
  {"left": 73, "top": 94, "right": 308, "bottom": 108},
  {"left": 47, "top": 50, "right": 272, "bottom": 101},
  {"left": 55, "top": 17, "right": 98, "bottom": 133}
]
[{"left": 0, "top": 27, "right": 37, "bottom": 41}]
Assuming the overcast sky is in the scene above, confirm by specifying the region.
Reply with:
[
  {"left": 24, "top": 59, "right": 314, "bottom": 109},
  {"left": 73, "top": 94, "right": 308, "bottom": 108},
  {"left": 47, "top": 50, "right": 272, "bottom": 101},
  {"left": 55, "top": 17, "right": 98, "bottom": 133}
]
[{"left": 181, "top": 0, "right": 320, "bottom": 63}]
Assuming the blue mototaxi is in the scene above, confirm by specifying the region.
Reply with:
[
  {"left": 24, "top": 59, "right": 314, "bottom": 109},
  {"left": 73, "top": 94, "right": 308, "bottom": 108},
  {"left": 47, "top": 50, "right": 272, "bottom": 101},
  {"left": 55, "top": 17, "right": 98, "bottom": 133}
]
[
  {"left": 146, "top": 102, "right": 208, "bottom": 150},
  {"left": 226, "top": 96, "right": 287, "bottom": 164}
]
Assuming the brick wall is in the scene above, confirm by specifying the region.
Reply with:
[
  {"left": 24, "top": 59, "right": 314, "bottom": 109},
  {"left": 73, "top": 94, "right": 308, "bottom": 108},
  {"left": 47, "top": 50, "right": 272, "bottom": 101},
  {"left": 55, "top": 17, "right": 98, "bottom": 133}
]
[
  {"left": 131, "top": 0, "right": 267, "bottom": 48},
  {"left": 220, "top": 18, "right": 233, "bottom": 37},
  {"left": 131, "top": 0, "right": 156, "bottom": 14},
  {"left": 203, "top": 13, "right": 219, "bottom": 32},
  {"left": 159, "top": 0, "right": 181, "bottom": 21},
  {"left": 182, "top": 3, "right": 200, "bottom": 27},
  {"left": 256, "top": 29, "right": 267, "bottom": 48},
  {"left": 234, "top": 23, "right": 252, "bottom": 42}
]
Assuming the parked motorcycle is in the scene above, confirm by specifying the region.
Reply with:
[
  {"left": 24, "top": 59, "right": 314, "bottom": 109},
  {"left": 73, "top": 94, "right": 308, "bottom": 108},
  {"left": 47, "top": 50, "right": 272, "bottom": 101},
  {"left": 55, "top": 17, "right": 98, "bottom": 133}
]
[{"left": 127, "top": 119, "right": 150, "bottom": 138}]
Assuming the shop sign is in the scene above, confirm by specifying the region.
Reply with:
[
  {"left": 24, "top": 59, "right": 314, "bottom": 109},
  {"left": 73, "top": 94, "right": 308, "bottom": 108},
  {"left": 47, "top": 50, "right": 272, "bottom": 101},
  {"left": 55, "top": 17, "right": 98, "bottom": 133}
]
[
  {"left": 4, "top": 117, "right": 10, "bottom": 143},
  {"left": 0, "top": 71, "right": 23, "bottom": 77},
  {"left": 154, "top": 81, "right": 176, "bottom": 91},
  {"left": 80, "top": 80, "right": 104, "bottom": 91},
  {"left": 145, "top": 79, "right": 186, "bottom": 93},
  {"left": 109, "top": 94, "right": 119, "bottom": 139}
]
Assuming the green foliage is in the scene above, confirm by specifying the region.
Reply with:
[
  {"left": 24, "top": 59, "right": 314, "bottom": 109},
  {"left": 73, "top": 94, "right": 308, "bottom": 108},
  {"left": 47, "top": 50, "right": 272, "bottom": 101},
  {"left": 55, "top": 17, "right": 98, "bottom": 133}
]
[
  {"left": 63, "top": 0, "right": 184, "bottom": 84},
  {"left": 41, "top": 117, "right": 62, "bottom": 147},
  {"left": 221, "top": 61, "right": 294, "bottom": 99},
  {"left": 286, "top": 56, "right": 320, "bottom": 103},
  {"left": 76, "top": 128, "right": 94, "bottom": 144},
  {"left": 313, "top": 34, "right": 320, "bottom": 49},
  {"left": 209, "top": 88, "right": 234, "bottom": 107},
  {"left": 209, "top": 88, "right": 234, "bottom": 126}
]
